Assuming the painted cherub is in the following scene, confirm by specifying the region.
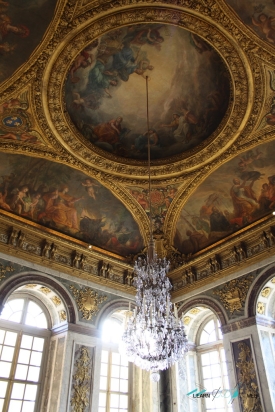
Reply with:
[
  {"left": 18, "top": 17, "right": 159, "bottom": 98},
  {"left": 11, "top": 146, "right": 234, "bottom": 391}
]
[
  {"left": 252, "top": 13, "right": 275, "bottom": 44},
  {"left": 82, "top": 178, "right": 99, "bottom": 200}
]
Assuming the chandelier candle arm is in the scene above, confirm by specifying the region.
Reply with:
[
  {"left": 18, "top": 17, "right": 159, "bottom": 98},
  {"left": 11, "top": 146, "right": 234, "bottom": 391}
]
[{"left": 121, "top": 77, "right": 189, "bottom": 383}]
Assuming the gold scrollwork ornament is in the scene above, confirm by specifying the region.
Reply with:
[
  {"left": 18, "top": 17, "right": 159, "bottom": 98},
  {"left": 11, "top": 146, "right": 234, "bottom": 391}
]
[{"left": 70, "top": 285, "right": 107, "bottom": 320}]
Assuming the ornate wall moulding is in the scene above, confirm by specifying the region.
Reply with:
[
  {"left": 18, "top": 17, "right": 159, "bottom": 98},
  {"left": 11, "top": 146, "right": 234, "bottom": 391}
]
[
  {"left": 44, "top": 6, "right": 251, "bottom": 178},
  {"left": 70, "top": 284, "right": 107, "bottom": 320}
]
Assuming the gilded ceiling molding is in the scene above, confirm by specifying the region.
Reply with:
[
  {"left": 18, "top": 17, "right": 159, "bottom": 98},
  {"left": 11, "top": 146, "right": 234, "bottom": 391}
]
[{"left": 43, "top": 6, "right": 250, "bottom": 177}]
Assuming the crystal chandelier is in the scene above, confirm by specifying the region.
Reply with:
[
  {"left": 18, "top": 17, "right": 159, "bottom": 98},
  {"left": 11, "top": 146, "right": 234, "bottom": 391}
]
[{"left": 121, "top": 78, "right": 188, "bottom": 382}]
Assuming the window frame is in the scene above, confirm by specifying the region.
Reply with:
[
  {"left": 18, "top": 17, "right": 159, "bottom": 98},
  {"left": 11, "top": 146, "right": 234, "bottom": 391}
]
[
  {"left": 196, "top": 316, "right": 233, "bottom": 412},
  {"left": 0, "top": 297, "right": 51, "bottom": 412},
  {"left": 99, "top": 316, "right": 132, "bottom": 412}
]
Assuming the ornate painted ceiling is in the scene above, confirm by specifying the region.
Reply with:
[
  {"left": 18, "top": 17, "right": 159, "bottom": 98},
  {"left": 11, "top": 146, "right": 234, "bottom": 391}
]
[{"left": 0, "top": 0, "right": 275, "bottom": 294}]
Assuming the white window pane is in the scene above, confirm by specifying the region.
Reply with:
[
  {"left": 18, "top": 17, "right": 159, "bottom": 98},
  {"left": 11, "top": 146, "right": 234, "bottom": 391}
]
[
  {"left": 8, "top": 400, "right": 22, "bottom": 412},
  {"left": 22, "top": 401, "right": 35, "bottom": 412},
  {"left": 111, "top": 378, "right": 119, "bottom": 391},
  {"left": 208, "top": 330, "right": 216, "bottom": 343},
  {"left": 24, "top": 385, "right": 37, "bottom": 401},
  {"left": 4, "top": 332, "right": 17, "bottom": 347},
  {"left": 120, "top": 356, "right": 128, "bottom": 367},
  {"left": 1, "top": 346, "right": 14, "bottom": 362},
  {"left": 21, "top": 335, "right": 33, "bottom": 350},
  {"left": 27, "top": 302, "right": 42, "bottom": 317},
  {"left": 200, "top": 331, "right": 209, "bottom": 345},
  {"left": 0, "top": 330, "right": 4, "bottom": 344},
  {"left": 205, "top": 396, "right": 213, "bottom": 408},
  {"left": 0, "top": 361, "right": 11, "bottom": 378},
  {"left": 98, "top": 408, "right": 106, "bottom": 412},
  {"left": 35, "top": 313, "right": 47, "bottom": 329},
  {"left": 100, "top": 376, "right": 107, "bottom": 390},
  {"left": 110, "top": 394, "right": 119, "bottom": 408},
  {"left": 0, "top": 381, "right": 8, "bottom": 397},
  {"left": 204, "top": 320, "right": 214, "bottom": 334},
  {"left": 32, "top": 337, "right": 44, "bottom": 352},
  {"left": 112, "top": 353, "right": 120, "bottom": 365},
  {"left": 11, "top": 382, "right": 25, "bottom": 399},
  {"left": 99, "top": 392, "right": 107, "bottom": 407},
  {"left": 111, "top": 365, "right": 120, "bottom": 378},
  {"left": 120, "top": 379, "right": 128, "bottom": 393},
  {"left": 203, "top": 378, "right": 213, "bottom": 392},
  {"left": 209, "top": 351, "right": 219, "bottom": 364},
  {"left": 0, "top": 399, "right": 4, "bottom": 412},
  {"left": 100, "top": 363, "right": 108, "bottom": 376},
  {"left": 15, "top": 364, "right": 28, "bottom": 380},
  {"left": 120, "top": 366, "right": 128, "bottom": 379},
  {"left": 30, "top": 351, "right": 42, "bottom": 367},
  {"left": 110, "top": 409, "right": 118, "bottom": 412},
  {"left": 119, "top": 394, "right": 128, "bottom": 408},
  {"left": 101, "top": 350, "right": 108, "bottom": 363},
  {"left": 215, "top": 396, "right": 225, "bottom": 408},
  {"left": 211, "top": 364, "right": 221, "bottom": 378},
  {"left": 9, "top": 312, "right": 23, "bottom": 324},
  {"left": 212, "top": 377, "right": 223, "bottom": 389},
  {"left": 24, "top": 314, "right": 37, "bottom": 328},
  {"left": 201, "top": 353, "right": 210, "bottom": 366},
  {"left": 8, "top": 300, "right": 24, "bottom": 312},
  {"left": 0, "top": 306, "right": 13, "bottom": 321},
  {"left": 27, "top": 366, "right": 40, "bottom": 382},
  {"left": 202, "top": 366, "right": 211, "bottom": 378},
  {"left": 18, "top": 349, "right": 31, "bottom": 365}
]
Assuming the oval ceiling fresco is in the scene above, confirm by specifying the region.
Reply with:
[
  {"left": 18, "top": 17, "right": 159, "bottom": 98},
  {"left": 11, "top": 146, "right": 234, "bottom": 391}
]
[
  {"left": 0, "top": 0, "right": 56, "bottom": 84},
  {"left": 226, "top": 0, "right": 275, "bottom": 47},
  {"left": 174, "top": 140, "right": 275, "bottom": 255},
  {"left": 0, "top": 153, "right": 143, "bottom": 256},
  {"left": 65, "top": 24, "right": 231, "bottom": 161}
]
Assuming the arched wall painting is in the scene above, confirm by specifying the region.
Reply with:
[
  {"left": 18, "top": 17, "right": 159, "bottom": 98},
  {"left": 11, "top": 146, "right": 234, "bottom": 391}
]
[
  {"left": 0, "top": 154, "right": 143, "bottom": 255},
  {"left": 174, "top": 140, "right": 275, "bottom": 255},
  {"left": 0, "top": 0, "right": 56, "bottom": 83},
  {"left": 65, "top": 24, "right": 230, "bottom": 160},
  {"left": 226, "top": 0, "right": 275, "bottom": 46}
]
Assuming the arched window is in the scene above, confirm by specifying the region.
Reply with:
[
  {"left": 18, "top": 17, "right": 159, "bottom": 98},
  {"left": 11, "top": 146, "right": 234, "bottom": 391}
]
[
  {"left": 0, "top": 295, "right": 51, "bottom": 412},
  {"left": 98, "top": 311, "right": 130, "bottom": 412},
  {"left": 197, "top": 316, "right": 232, "bottom": 412},
  {"left": 181, "top": 307, "right": 232, "bottom": 412}
]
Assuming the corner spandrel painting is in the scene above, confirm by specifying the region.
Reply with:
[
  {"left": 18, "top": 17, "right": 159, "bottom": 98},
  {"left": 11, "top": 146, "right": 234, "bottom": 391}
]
[
  {"left": 174, "top": 141, "right": 275, "bottom": 255},
  {"left": 0, "top": 0, "right": 56, "bottom": 83},
  {"left": 0, "top": 154, "right": 143, "bottom": 256},
  {"left": 65, "top": 24, "right": 230, "bottom": 161},
  {"left": 226, "top": 0, "right": 275, "bottom": 46}
]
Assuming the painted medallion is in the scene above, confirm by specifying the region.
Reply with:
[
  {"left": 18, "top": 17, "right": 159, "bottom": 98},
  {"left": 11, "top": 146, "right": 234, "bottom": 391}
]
[{"left": 65, "top": 24, "right": 230, "bottom": 161}]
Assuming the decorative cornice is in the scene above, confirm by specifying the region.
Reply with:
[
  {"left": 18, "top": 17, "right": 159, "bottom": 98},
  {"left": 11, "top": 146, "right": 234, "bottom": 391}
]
[{"left": 171, "top": 215, "right": 275, "bottom": 298}]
